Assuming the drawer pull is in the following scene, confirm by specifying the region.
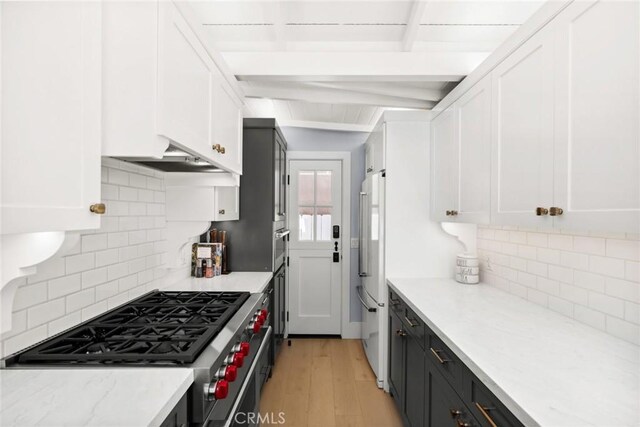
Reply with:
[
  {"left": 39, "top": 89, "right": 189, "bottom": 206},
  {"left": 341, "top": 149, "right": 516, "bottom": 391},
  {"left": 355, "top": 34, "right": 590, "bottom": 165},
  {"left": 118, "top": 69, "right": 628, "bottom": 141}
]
[
  {"left": 404, "top": 315, "right": 419, "bottom": 328},
  {"left": 430, "top": 347, "right": 451, "bottom": 364},
  {"left": 474, "top": 402, "right": 498, "bottom": 427},
  {"left": 396, "top": 329, "right": 407, "bottom": 337},
  {"left": 456, "top": 420, "right": 473, "bottom": 427},
  {"left": 449, "top": 409, "right": 462, "bottom": 418}
]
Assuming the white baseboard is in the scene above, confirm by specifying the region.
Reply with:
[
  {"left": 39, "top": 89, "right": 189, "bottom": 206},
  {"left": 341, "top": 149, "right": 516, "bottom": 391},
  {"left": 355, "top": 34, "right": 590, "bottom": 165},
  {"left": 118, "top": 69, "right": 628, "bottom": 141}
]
[{"left": 341, "top": 321, "right": 363, "bottom": 339}]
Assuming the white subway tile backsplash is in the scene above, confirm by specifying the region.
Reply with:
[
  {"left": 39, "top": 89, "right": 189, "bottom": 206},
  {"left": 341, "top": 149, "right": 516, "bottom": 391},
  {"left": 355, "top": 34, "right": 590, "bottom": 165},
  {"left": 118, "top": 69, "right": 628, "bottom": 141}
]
[
  {"left": 0, "top": 160, "right": 188, "bottom": 358},
  {"left": 27, "top": 298, "right": 65, "bottom": 328},
  {"left": 478, "top": 225, "right": 640, "bottom": 345},
  {"left": 48, "top": 274, "right": 82, "bottom": 299},
  {"left": 590, "top": 256, "right": 625, "bottom": 279}
]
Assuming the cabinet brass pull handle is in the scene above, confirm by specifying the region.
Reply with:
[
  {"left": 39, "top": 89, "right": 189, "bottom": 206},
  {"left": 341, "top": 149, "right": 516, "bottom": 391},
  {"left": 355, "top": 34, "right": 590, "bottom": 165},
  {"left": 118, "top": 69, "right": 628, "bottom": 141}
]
[
  {"left": 449, "top": 409, "right": 462, "bottom": 419},
  {"left": 430, "top": 347, "right": 451, "bottom": 364},
  {"left": 89, "top": 203, "right": 106, "bottom": 214},
  {"left": 395, "top": 329, "right": 407, "bottom": 337},
  {"left": 404, "top": 316, "right": 419, "bottom": 328},
  {"left": 218, "top": 209, "right": 225, "bottom": 215},
  {"left": 474, "top": 402, "right": 498, "bottom": 427},
  {"left": 535, "top": 207, "right": 548, "bottom": 216},
  {"left": 549, "top": 207, "right": 563, "bottom": 216}
]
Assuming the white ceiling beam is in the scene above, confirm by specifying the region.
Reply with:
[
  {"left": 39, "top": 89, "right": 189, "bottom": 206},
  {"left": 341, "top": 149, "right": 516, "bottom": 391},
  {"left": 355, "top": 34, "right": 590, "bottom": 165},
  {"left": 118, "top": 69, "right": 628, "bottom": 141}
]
[
  {"left": 278, "top": 120, "right": 375, "bottom": 133},
  {"left": 222, "top": 52, "right": 488, "bottom": 82},
  {"left": 402, "top": 0, "right": 428, "bottom": 52},
  {"left": 272, "top": 1, "right": 286, "bottom": 50},
  {"left": 240, "top": 82, "right": 435, "bottom": 109},
  {"left": 305, "top": 82, "right": 446, "bottom": 102}
]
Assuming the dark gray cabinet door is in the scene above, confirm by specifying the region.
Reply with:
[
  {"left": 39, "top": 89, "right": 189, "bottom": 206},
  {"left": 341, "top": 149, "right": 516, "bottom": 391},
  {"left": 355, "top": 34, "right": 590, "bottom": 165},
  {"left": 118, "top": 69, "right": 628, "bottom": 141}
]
[
  {"left": 389, "top": 312, "right": 405, "bottom": 411},
  {"left": 427, "top": 366, "right": 477, "bottom": 427},
  {"left": 405, "top": 333, "right": 425, "bottom": 427}
]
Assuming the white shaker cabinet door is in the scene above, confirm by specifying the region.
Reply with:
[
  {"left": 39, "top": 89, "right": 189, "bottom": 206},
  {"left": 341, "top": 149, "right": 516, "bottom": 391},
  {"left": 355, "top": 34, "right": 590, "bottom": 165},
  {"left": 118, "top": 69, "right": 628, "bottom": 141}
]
[
  {"left": 211, "top": 68, "right": 243, "bottom": 175},
  {"left": 456, "top": 76, "right": 492, "bottom": 224},
  {"left": 430, "top": 107, "right": 458, "bottom": 222},
  {"left": 214, "top": 187, "right": 240, "bottom": 222},
  {"left": 1, "top": 2, "right": 102, "bottom": 234},
  {"left": 490, "top": 29, "right": 555, "bottom": 228},
  {"left": 553, "top": 0, "right": 640, "bottom": 233},
  {"left": 157, "top": 1, "right": 215, "bottom": 160}
]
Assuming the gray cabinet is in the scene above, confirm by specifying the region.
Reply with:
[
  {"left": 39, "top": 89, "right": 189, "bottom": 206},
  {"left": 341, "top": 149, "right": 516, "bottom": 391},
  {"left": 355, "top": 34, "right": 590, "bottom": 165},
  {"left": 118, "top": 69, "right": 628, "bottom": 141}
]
[{"left": 388, "top": 289, "right": 525, "bottom": 427}]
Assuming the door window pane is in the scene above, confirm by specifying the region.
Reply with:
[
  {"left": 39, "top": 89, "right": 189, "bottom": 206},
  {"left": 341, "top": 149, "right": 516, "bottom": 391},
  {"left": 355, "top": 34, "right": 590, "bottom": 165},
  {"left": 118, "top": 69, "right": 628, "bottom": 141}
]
[
  {"left": 316, "top": 171, "right": 332, "bottom": 205},
  {"left": 298, "top": 171, "right": 315, "bottom": 206},
  {"left": 315, "top": 207, "right": 332, "bottom": 241},
  {"left": 299, "top": 206, "right": 314, "bottom": 241}
]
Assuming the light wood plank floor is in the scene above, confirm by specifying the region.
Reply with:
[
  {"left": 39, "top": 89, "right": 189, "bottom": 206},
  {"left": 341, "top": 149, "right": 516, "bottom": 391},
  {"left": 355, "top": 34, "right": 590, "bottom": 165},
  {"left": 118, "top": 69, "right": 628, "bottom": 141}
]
[{"left": 259, "top": 338, "right": 404, "bottom": 427}]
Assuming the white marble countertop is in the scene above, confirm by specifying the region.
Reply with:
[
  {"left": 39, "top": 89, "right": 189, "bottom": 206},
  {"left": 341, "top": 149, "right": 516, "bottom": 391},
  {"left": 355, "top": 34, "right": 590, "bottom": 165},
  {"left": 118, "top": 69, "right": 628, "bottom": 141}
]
[
  {"left": 164, "top": 271, "right": 273, "bottom": 294},
  {"left": 387, "top": 278, "right": 640, "bottom": 427},
  {"left": 0, "top": 368, "right": 193, "bottom": 426}
]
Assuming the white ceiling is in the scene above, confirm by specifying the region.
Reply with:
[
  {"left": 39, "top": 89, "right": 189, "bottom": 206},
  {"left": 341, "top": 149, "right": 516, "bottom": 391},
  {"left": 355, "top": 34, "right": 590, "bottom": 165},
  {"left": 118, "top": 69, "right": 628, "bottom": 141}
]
[{"left": 189, "top": 0, "right": 545, "bottom": 131}]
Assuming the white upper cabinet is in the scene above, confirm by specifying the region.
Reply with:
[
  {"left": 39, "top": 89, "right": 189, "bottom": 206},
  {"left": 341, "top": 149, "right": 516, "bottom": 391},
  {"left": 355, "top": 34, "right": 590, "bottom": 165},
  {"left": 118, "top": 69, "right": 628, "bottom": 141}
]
[
  {"left": 431, "top": 77, "right": 492, "bottom": 223},
  {"left": 365, "top": 122, "right": 385, "bottom": 174},
  {"left": 157, "top": 1, "right": 215, "bottom": 160},
  {"left": 211, "top": 67, "right": 243, "bottom": 175},
  {"left": 552, "top": 0, "right": 640, "bottom": 233},
  {"left": 214, "top": 187, "right": 240, "bottom": 222},
  {"left": 102, "top": 1, "right": 244, "bottom": 175},
  {"left": 1, "top": 2, "right": 103, "bottom": 235},
  {"left": 430, "top": 108, "right": 458, "bottom": 222},
  {"left": 490, "top": 29, "right": 555, "bottom": 228}
]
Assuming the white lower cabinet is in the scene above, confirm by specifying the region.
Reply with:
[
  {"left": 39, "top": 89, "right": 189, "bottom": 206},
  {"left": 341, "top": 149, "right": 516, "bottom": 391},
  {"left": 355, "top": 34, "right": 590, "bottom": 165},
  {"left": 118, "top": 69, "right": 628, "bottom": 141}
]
[
  {"left": 1, "top": 1, "right": 103, "bottom": 234},
  {"left": 552, "top": 0, "right": 639, "bottom": 233},
  {"left": 431, "top": 77, "right": 491, "bottom": 224}
]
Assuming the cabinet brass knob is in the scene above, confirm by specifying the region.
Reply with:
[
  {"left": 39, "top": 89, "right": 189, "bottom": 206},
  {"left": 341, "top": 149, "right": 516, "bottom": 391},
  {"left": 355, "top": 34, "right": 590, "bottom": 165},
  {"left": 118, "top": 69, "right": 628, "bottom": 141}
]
[
  {"left": 549, "top": 207, "right": 564, "bottom": 216},
  {"left": 395, "top": 329, "right": 407, "bottom": 337},
  {"left": 218, "top": 209, "right": 225, "bottom": 215},
  {"left": 456, "top": 420, "right": 473, "bottom": 427},
  {"left": 89, "top": 203, "right": 106, "bottom": 214},
  {"left": 219, "top": 146, "right": 226, "bottom": 154},
  {"left": 446, "top": 210, "right": 452, "bottom": 216},
  {"left": 536, "top": 207, "right": 549, "bottom": 216},
  {"left": 450, "top": 409, "right": 463, "bottom": 419},
  {"left": 450, "top": 210, "right": 458, "bottom": 216}
]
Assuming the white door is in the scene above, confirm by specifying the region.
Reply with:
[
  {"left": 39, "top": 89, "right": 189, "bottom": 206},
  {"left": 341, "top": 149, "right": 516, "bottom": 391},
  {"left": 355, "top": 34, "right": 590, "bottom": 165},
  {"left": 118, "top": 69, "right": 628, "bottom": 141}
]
[
  {"left": 490, "top": 28, "right": 555, "bottom": 227},
  {"left": 430, "top": 107, "right": 458, "bottom": 222},
  {"left": 456, "top": 76, "right": 492, "bottom": 224},
  {"left": 1, "top": 1, "right": 102, "bottom": 235},
  {"left": 553, "top": 0, "right": 640, "bottom": 233},
  {"left": 288, "top": 160, "right": 342, "bottom": 334}
]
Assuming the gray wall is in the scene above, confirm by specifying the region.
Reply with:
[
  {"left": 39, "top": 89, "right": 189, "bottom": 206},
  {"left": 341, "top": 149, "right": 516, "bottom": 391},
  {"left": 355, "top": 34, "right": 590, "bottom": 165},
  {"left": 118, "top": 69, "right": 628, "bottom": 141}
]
[{"left": 280, "top": 126, "right": 368, "bottom": 323}]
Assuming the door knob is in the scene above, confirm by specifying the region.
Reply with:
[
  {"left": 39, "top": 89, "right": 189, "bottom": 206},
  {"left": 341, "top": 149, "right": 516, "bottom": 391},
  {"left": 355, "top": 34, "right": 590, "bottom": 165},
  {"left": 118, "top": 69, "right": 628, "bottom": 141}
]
[
  {"left": 535, "top": 207, "right": 549, "bottom": 216},
  {"left": 549, "top": 207, "right": 564, "bottom": 216},
  {"left": 89, "top": 203, "right": 106, "bottom": 214}
]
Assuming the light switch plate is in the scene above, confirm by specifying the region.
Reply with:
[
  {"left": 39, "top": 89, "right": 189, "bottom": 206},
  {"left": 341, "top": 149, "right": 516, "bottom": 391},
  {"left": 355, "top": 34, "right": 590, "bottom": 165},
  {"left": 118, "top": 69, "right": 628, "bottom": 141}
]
[{"left": 350, "top": 238, "right": 359, "bottom": 249}]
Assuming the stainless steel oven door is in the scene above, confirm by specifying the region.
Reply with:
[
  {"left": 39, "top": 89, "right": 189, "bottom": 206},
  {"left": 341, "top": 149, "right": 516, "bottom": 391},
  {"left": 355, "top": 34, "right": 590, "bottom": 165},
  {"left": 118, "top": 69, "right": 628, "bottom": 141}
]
[{"left": 221, "top": 327, "right": 272, "bottom": 427}]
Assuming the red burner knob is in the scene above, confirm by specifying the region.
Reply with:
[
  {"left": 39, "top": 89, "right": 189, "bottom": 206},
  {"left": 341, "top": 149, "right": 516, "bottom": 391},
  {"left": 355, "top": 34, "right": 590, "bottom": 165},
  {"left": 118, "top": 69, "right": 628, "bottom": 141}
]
[
  {"left": 224, "top": 365, "right": 237, "bottom": 382},
  {"left": 239, "top": 342, "right": 250, "bottom": 356},
  {"left": 259, "top": 309, "right": 268, "bottom": 318},
  {"left": 252, "top": 321, "right": 261, "bottom": 334},
  {"left": 232, "top": 352, "right": 244, "bottom": 368},
  {"left": 207, "top": 380, "right": 229, "bottom": 401}
]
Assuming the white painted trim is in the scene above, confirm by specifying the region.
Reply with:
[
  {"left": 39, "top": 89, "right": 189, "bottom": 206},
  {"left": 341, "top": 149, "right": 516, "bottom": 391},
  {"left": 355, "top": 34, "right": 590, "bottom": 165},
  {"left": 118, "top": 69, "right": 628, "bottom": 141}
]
[
  {"left": 280, "top": 120, "right": 374, "bottom": 133},
  {"left": 402, "top": 0, "right": 428, "bottom": 52},
  {"left": 286, "top": 151, "right": 356, "bottom": 339}
]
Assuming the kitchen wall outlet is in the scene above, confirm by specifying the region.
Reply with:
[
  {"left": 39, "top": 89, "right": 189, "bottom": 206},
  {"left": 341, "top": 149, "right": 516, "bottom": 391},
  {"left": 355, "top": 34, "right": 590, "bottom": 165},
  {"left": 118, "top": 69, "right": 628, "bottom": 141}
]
[{"left": 350, "top": 238, "right": 359, "bottom": 249}]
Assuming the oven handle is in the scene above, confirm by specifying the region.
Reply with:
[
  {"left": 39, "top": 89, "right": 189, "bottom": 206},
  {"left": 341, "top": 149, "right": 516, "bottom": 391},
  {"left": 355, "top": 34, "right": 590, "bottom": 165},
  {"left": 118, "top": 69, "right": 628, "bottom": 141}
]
[
  {"left": 274, "top": 229, "right": 290, "bottom": 240},
  {"left": 223, "top": 327, "right": 273, "bottom": 427}
]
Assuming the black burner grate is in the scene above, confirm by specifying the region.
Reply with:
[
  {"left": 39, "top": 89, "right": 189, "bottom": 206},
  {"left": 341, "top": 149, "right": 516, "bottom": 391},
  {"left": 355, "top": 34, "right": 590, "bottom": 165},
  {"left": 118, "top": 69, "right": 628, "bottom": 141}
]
[{"left": 16, "top": 291, "right": 250, "bottom": 365}]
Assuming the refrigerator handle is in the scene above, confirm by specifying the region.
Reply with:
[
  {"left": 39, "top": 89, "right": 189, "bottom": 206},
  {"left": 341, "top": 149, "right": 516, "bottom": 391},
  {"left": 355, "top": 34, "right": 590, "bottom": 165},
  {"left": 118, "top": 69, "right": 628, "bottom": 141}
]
[{"left": 359, "top": 192, "right": 368, "bottom": 277}]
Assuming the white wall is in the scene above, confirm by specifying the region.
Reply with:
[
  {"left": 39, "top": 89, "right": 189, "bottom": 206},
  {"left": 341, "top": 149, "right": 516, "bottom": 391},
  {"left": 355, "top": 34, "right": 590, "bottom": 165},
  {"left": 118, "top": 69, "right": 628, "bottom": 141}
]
[
  {"left": 478, "top": 225, "right": 640, "bottom": 345},
  {"left": 0, "top": 159, "right": 190, "bottom": 358}
]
